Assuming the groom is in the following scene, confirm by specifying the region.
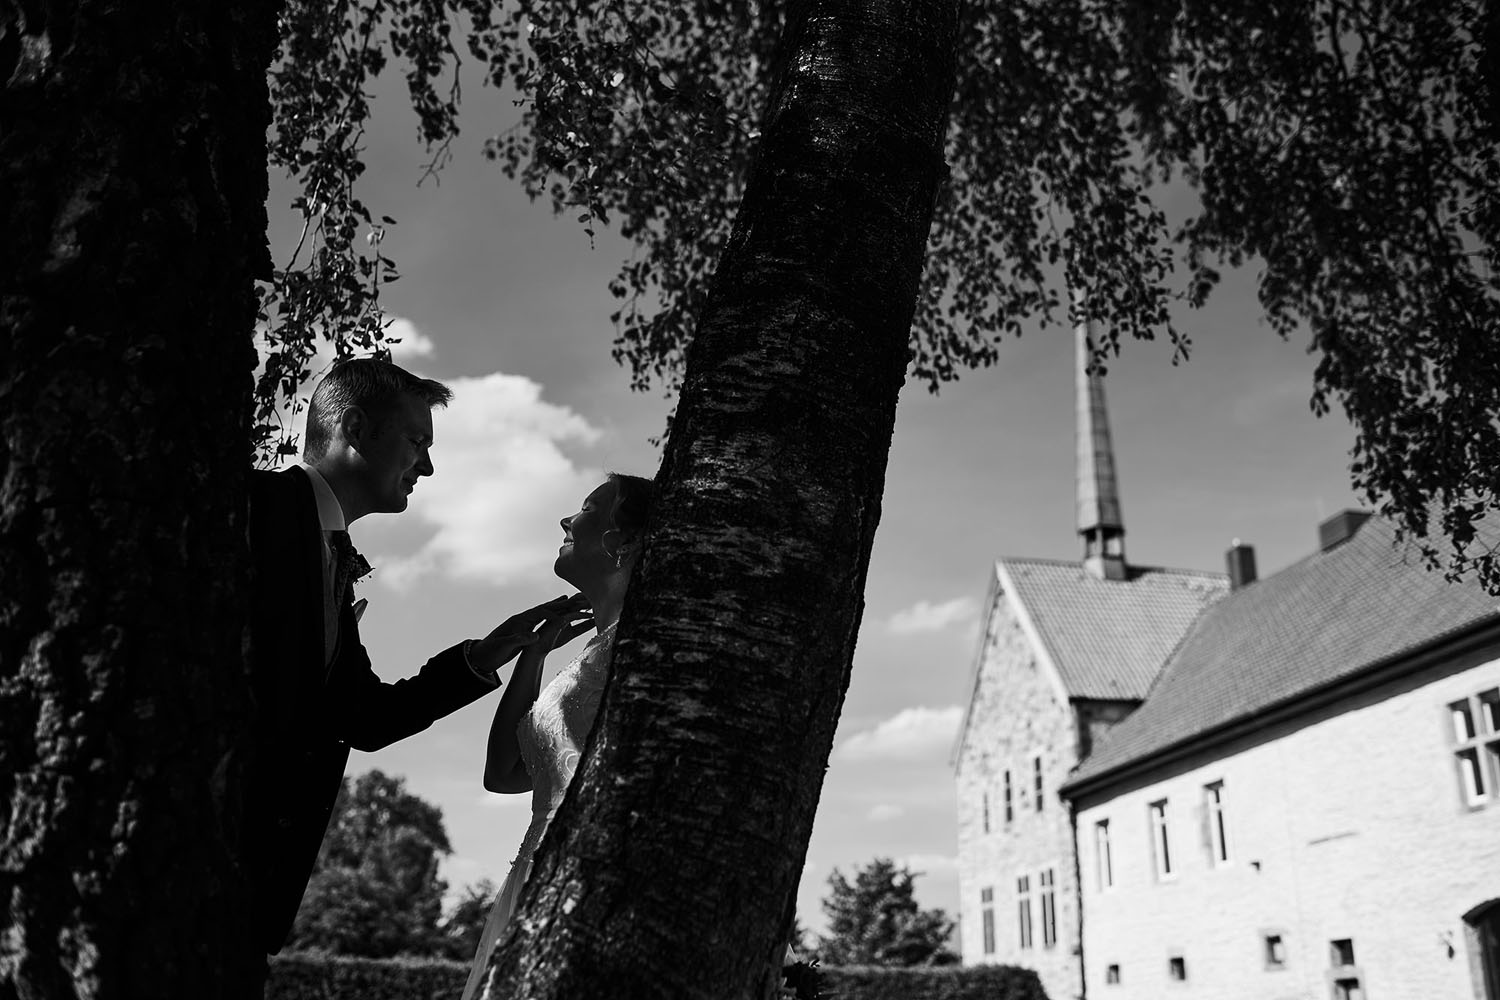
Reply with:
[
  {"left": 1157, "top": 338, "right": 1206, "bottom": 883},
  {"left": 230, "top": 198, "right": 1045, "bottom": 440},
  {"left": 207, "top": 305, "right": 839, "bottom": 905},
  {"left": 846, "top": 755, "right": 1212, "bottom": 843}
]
[{"left": 244, "top": 358, "right": 585, "bottom": 962}]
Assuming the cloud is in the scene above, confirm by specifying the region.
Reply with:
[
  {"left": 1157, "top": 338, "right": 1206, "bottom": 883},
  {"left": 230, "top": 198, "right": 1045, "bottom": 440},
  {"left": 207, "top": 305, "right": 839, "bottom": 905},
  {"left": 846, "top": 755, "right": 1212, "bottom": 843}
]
[
  {"left": 379, "top": 371, "right": 603, "bottom": 589},
  {"left": 386, "top": 317, "right": 436, "bottom": 360},
  {"left": 866, "top": 804, "right": 905, "bottom": 822},
  {"left": 887, "top": 597, "right": 978, "bottom": 635},
  {"left": 833, "top": 706, "right": 962, "bottom": 763},
  {"left": 897, "top": 853, "right": 958, "bottom": 877}
]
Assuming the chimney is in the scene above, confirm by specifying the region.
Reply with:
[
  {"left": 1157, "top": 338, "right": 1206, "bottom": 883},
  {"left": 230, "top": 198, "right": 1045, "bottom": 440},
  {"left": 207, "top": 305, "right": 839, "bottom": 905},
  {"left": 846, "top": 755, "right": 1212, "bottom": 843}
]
[
  {"left": 1225, "top": 539, "right": 1257, "bottom": 591},
  {"left": 1318, "top": 509, "right": 1372, "bottom": 552}
]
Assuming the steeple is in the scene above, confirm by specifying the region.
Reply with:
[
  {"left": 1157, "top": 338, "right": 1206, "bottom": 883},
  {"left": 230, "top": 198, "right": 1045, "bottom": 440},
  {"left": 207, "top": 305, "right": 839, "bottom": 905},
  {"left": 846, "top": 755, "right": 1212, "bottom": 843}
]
[{"left": 1075, "top": 307, "right": 1128, "bottom": 581}]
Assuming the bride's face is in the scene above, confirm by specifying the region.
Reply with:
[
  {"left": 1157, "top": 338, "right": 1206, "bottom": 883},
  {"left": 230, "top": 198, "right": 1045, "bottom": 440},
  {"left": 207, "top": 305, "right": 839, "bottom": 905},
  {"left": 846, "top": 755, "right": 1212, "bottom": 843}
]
[{"left": 555, "top": 480, "right": 620, "bottom": 586}]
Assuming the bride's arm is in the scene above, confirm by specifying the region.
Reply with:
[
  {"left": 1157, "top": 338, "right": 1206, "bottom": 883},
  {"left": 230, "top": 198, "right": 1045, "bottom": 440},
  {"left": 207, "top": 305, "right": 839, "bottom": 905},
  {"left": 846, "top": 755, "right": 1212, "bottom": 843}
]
[
  {"left": 483, "top": 649, "right": 544, "bottom": 793},
  {"left": 483, "top": 611, "right": 594, "bottom": 793}
]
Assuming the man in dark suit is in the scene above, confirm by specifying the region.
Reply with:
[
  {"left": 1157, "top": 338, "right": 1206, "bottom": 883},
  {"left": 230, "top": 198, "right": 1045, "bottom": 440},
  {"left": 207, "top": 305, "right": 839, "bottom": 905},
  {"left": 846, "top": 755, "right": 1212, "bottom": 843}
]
[{"left": 245, "top": 358, "right": 587, "bottom": 966}]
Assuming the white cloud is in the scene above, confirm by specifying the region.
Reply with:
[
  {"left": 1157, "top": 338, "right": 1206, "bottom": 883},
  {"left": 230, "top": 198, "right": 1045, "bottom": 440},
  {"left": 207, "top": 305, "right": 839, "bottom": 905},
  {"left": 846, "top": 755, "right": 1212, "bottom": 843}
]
[
  {"left": 887, "top": 597, "right": 978, "bottom": 635},
  {"left": 833, "top": 706, "right": 962, "bottom": 763},
  {"left": 379, "top": 371, "right": 603, "bottom": 589},
  {"left": 897, "top": 853, "right": 958, "bottom": 876},
  {"left": 866, "top": 804, "right": 905, "bottom": 822},
  {"left": 386, "top": 316, "right": 436, "bottom": 360}
]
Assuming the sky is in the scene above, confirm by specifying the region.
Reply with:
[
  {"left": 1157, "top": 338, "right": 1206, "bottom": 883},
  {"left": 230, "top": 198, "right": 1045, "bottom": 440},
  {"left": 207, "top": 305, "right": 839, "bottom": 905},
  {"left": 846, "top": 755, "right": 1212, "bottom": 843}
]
[{"left": 262, "top": 62, "right": 1362, "bottom": 940}]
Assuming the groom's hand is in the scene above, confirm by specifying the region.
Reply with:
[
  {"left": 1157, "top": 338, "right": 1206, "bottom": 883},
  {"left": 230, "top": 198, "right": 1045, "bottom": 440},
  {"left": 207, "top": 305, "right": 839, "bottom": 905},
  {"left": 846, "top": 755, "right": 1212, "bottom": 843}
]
[{"left": 469, "top": 594, "right": 593, "bottom": 676}]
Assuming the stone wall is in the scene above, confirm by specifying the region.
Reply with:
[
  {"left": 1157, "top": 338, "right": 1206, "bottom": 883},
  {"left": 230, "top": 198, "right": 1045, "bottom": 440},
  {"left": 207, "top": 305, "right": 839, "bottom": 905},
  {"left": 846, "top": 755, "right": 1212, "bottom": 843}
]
[{"left": 955, "top": 586, "right": 1084, "bottom": 1000}]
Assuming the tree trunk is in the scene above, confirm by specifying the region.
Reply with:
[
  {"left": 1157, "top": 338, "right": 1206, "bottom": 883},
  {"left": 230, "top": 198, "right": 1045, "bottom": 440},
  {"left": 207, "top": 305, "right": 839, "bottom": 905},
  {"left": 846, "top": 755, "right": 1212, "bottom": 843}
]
[
  {"left": 0, "top": 3, "right": 278, "bottom": 997},
  {"left": 485, "top": 0, "right": 958, "bottom": 996}
]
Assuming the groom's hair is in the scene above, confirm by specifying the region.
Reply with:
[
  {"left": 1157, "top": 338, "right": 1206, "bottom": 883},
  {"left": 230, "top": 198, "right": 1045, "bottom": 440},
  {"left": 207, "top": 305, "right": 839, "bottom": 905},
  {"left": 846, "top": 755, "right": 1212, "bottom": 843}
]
[{"left": 303, "top": 358, "right": 453, "bottom": 462}]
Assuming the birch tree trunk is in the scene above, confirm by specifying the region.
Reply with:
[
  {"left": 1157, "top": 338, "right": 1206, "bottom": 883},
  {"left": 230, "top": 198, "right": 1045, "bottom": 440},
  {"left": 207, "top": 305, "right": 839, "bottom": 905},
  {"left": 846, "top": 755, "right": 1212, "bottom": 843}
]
[
  {"left": 485, "top": 0, "right": 959, "bottom": 996},
  {"left": 0, "top": 3, "right": 279, "bottom": 997}
]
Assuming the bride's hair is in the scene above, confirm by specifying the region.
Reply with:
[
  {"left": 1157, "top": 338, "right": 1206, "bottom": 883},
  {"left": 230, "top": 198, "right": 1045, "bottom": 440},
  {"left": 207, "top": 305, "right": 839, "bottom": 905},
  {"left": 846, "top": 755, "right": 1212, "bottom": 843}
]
[{"left": 605, "top": 473, "right": 655, "bottom": 548}]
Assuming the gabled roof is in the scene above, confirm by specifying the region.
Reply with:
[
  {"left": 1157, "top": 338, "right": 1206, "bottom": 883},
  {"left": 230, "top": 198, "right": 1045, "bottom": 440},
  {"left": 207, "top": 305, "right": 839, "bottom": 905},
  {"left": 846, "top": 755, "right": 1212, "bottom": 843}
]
[
  {"left": 1002, "top": 558, "right": 1228, "bottom": 700},
  {"left": 1064, "top": 517, "right": 1500, "bottom": 792}
]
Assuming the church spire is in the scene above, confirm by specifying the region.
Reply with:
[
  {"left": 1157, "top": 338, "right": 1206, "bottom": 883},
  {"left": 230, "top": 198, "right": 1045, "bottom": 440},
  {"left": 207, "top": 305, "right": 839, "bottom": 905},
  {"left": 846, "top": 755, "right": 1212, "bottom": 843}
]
[{"left": 1075, "top": 304, "right": 1128, "bottom": 581}]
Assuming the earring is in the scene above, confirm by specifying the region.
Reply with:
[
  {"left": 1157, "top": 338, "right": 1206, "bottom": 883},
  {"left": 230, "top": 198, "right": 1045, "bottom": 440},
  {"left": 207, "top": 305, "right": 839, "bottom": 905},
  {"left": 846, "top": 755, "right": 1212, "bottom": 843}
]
[{"left": 614, "top": 550, "right": 624, "bottom": 569}]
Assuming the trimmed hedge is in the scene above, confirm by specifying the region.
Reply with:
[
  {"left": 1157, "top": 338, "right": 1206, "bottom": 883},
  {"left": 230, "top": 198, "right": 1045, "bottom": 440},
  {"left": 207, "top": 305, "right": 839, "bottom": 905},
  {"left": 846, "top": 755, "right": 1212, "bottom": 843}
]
[
  {"left": 822, "top": 964, "right": 1049, "bottom": 1000},
  {"left": 269, "top": 952, "right": 467, "bottom": 1000},
  {"left": 267, "top": 952, "right": 1050, "bottom": 1000}
]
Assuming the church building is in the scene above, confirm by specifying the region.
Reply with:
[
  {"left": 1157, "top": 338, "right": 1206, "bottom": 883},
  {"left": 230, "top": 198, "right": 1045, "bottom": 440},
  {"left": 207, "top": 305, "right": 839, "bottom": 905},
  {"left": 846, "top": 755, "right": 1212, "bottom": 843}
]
[
  {"left": 951, "top": 317, "right": 1227, "bottom": 1000},
  {"left": 953, "top": 317, "right": 1500, "bottom": 1000}
]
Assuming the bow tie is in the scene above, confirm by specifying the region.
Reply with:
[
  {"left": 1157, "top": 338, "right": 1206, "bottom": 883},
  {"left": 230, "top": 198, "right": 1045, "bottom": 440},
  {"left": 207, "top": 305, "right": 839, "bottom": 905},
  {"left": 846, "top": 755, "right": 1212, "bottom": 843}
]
[{"left": 328, "top": 530, "right": 373, "bottom": 605}]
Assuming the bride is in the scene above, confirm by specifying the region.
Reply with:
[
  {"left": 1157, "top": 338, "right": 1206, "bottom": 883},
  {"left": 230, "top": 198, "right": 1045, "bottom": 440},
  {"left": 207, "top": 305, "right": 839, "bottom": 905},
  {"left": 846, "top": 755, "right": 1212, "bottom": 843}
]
[{"left": 460, "top": 472, "right": 655, "bottom": 1000}]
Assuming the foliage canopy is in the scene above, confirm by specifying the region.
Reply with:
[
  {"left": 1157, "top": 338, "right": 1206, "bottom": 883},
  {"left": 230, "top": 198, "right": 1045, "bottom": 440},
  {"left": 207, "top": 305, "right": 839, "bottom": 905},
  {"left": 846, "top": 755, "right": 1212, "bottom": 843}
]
[
  {"left": 817, "top": 858, "right": 958, "bottom": 967},
  {"left": 288, "top": 770, "right": 481, "bottom": 959},
  {"left": 261, "top": 0, "right": 1500, "bottom": 582}
]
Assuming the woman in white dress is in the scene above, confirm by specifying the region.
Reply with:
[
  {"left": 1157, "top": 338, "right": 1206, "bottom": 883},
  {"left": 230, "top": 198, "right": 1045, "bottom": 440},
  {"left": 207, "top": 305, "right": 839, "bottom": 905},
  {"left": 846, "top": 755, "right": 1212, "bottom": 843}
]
[{"left": 460, "top": 473, "right": 655, "bottom": 1000}]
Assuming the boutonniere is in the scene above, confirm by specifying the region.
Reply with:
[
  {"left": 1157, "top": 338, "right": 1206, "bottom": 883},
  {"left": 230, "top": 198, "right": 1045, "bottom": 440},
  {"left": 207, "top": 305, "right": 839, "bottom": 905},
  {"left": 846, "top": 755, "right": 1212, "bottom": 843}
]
[{"left": 349, "top": 551, "right": 373, "bottom": 586}]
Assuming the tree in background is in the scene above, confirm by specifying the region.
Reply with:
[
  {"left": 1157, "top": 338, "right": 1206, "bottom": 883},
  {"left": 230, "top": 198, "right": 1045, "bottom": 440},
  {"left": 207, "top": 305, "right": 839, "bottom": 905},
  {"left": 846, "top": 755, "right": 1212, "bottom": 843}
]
[
  {"left": 817, "top": 859, "right": 957, "bottom": 967},
  {"left": 287, "top": 771, "right": 454, "bottom": 958},
  {"left": 438, "top": 878, "right": 498, "bottom": 961}
]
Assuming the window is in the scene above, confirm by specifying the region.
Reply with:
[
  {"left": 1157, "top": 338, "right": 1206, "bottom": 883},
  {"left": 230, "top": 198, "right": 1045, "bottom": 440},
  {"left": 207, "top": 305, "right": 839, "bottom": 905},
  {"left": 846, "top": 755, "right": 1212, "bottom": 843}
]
[
  {"left": 1168, "top": 955, "right": 1187, "bottom": 981},
  {"left": 1033, "top": 754, "right": 1045, "bottom": 812},
  {"left": 1449, "top": 690, "right": 1500, "bottom": 808},
  {"left": 1095, "top": 819, "right": 1113, "bottom": 890},
  {"left": 1205, "top": 781, "right": 1229, "bottom": 865},
  {"left": 981, "top": 887, "right": 995, "bottom": 955},
  {"left": 1329, "top": 939, "right": 1363, "bottom": 1000},
  {"left": 1332, "top": 979, "right": 1365, "bottom": 1000},
  {"left": 1017, "top": 875, "right": 1033, "bottom": 950},
  {"left": 1264, "top": 933, "right": 1287, "bottom": 969},
  {"left": 1004, "top": 769, "right": 1014, "bottom": 823},
  {"left": 1105, "top": 964, "right": 1120, "bottom": 984},
  {"left": 1150, "top": 799, "right": 1174, "bottom": 878},
  {"left": 983, "top": 790, "right": 991, "bottom": 834},
  {"left": 1040, "top": 868, "right": 1057, "bottom": 947}
]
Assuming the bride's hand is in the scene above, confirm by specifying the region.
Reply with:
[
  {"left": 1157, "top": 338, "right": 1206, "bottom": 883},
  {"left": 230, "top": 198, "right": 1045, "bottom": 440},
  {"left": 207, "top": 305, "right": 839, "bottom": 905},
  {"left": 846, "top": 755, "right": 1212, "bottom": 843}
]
[
  {"left": 515, "top": 600, "right": 595, "bottom": 668},
  {"left": 472, "top": 594, "right": 593, "bottom": 674}
]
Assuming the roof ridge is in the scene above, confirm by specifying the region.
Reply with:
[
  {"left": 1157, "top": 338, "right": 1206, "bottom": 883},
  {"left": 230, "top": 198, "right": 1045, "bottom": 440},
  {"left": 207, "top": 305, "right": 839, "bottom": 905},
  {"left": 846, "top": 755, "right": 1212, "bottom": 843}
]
[{"left": 999, "top": 554, "right": 1228, "bottom": 580}]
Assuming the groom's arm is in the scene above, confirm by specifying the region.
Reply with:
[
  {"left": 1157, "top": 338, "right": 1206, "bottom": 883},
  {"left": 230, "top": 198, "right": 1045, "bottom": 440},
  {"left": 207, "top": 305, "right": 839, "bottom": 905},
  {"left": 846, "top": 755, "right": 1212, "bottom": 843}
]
[{"left": 326, "top": 621, "right": 495, "bottom": 752}]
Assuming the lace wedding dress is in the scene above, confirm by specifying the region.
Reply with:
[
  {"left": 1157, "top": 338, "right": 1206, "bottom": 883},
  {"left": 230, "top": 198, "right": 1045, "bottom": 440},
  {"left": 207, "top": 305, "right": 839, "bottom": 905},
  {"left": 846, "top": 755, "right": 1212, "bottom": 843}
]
[{"left": 459, "top": 622, "right": 617, "bottom": 1000}]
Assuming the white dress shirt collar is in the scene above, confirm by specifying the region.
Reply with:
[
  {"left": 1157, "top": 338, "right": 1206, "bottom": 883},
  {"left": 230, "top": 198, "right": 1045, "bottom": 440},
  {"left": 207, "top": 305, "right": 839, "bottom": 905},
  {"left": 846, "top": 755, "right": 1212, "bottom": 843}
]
[{"left": 302, "top": 464, "right": 348, "bottom": 534}]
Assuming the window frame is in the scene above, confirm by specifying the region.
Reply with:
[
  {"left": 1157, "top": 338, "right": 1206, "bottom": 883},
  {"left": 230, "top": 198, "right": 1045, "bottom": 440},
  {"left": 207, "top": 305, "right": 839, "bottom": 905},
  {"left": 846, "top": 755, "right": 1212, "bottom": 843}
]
[
  {"left": 1205, "top": 780, "right": 1230, "bottom": 866},
  {"left": 1149, "top": 799, "right": 1175, "bottom": 880},
  {"left": 1094, "top": 818, "right": 1113, "bottom": 891}
]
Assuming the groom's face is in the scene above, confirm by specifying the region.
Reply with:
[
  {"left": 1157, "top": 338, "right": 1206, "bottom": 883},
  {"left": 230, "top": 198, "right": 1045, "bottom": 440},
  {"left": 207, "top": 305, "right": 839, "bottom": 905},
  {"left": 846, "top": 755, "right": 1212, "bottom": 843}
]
[{"left": 359, "top": 392, "right": 435, "bottom": 514}]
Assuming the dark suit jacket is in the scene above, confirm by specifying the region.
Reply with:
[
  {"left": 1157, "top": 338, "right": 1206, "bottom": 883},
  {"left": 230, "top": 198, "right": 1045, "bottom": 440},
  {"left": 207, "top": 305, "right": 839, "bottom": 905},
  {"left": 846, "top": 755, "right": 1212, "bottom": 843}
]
[{"left": 246, "top": 466, "right": 494, "bottom": 953}]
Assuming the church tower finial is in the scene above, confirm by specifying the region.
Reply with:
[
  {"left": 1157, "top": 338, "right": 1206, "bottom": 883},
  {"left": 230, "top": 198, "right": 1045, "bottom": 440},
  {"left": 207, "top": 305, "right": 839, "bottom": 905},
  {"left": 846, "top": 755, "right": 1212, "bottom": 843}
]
[{"left": 1075, "top": 302, "right": 1128, "bottom": 581}]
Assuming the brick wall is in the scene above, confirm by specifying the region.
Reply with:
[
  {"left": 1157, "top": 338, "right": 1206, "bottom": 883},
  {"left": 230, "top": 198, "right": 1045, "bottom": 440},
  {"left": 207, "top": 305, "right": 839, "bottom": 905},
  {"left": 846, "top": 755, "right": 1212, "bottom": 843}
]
[
  {"left": 955, "top": 587, "right": 1085, "bottom": 1000},
  {"left": 1073, "top": 652, "right": 1500, "bottom": 1000}
]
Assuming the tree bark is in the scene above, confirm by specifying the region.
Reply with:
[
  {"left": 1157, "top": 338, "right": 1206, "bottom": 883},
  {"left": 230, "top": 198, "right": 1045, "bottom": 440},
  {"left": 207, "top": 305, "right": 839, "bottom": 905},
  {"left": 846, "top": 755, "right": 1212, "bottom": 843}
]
[
  {"left": 485, "top": 0, "right": 958, "bottom": 996},
  {"left": 0, "top": 2, "right": 278, "bottom": 997}
]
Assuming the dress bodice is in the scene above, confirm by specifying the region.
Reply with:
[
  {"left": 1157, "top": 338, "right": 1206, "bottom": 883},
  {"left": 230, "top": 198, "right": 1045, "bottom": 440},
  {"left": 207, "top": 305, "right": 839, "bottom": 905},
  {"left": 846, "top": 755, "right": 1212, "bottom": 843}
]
[{"left": 516, "top": 622, "right": 616, "bottom": 818}]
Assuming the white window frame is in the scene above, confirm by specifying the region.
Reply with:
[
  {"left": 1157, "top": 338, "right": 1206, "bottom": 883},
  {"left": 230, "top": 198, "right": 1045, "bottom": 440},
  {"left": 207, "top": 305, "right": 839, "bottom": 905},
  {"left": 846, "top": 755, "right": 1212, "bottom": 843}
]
[
  {"left": 1205, "top": 780, "right": 1230, "bottom": 866},
  {"left": 1094, "top": 819, "right": 1113, "bottom": 890},
  {"left": 1032, "top": 752, "right": 1045, "bottom": 813},
  {"left": 1150, "top": 799, "right": 1174, "bottom": 880},
  {"left": 980, "top": 886, "right": 995, "bottom": 955},
  {"left": 1016, "top": 873, "right": 1033, "bottom": 950},
  {"left": 1039, "top": 866, "right": 1058, "bottom": 948},
  {"left": 1448, "top": 690, "right": 1499, "bottom": 808}
]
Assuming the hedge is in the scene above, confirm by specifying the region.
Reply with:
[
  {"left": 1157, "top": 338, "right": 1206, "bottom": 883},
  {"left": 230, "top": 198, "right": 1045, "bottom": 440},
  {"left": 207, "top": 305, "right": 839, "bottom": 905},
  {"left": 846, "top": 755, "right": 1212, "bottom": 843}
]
[{"left": 267, "top": 952, "right": 1050, "bottom": 1000}]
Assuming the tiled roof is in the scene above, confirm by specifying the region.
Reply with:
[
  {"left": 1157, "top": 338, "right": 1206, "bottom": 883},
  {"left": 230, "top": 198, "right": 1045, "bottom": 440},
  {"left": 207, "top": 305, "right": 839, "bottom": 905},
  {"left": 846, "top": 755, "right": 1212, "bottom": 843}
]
[
  {"left": 1065, "top": 517, "right": 1500, "bottom": 790},
  {"left": 1001, "top": 558, "right": 1228, "bottom": 700}
]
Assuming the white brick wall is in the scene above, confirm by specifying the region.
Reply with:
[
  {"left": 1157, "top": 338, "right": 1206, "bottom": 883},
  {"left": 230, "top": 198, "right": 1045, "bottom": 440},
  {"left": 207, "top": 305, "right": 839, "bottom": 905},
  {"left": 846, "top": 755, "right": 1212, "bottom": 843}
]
[
  {"left": 1074, "top": 654, "right": 1500, "bottom": 1000},
  {"left": 956, "top": 592, "right": 1084, "bottom": 1000}
]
